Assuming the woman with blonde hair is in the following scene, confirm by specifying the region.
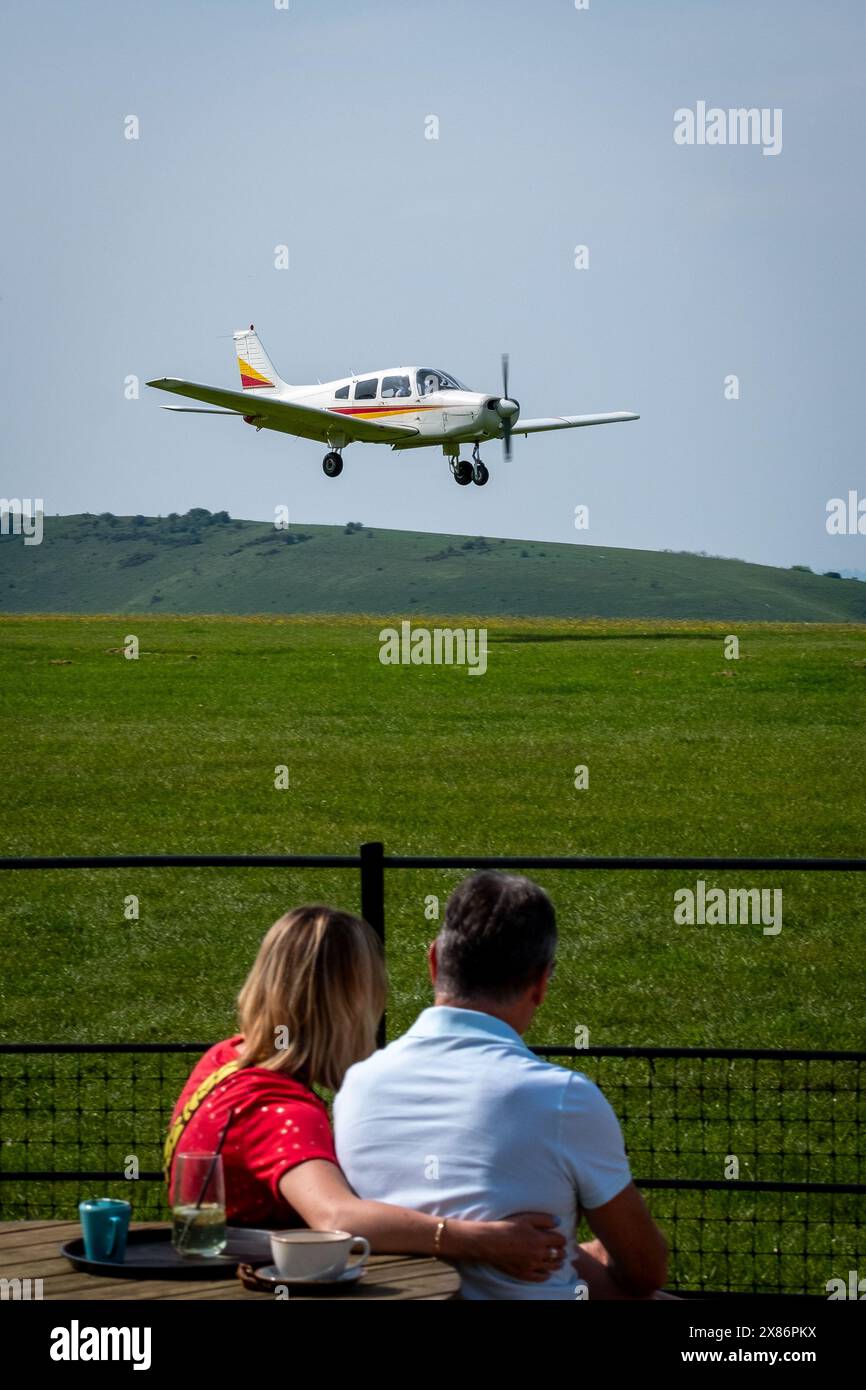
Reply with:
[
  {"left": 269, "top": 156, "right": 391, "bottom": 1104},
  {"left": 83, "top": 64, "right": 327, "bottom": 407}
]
[{"left": 167, "top": 906, "right": 565, "bottom": 1280}]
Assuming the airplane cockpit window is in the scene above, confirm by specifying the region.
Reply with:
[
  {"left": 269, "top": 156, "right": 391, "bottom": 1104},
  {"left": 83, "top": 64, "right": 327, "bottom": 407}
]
[
  {"left": 354, "top": 377, "right": 378, "bottom": 400},
  {"left": 334, "top": 384, "right": 350, "bottom": 399},
  {"left": 416, "top": 368, "right": 464, "bottom": 395},
  {"left": 381, "top": 374, "right": 411, "bottom": 399}
]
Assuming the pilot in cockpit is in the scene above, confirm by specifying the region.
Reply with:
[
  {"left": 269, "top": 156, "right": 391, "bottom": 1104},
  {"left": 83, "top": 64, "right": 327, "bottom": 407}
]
[{"left": 422, "top": 373, "right": 439, "bottom": 396}]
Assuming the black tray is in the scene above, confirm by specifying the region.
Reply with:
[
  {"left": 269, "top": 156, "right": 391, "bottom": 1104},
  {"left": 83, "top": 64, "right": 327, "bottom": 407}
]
[{"left": 61, "top": 1226, "right": 273, "bottom": 1280}]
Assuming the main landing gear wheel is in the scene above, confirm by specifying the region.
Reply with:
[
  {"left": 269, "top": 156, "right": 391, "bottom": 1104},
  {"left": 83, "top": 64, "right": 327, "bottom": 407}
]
[
  {"left": 451, "top": 459, "right": 473, "bottom": 486},
  {"left": 322, "top": 451, "right": 343, "bottom": 478},
  {"left": 472, "top": 461, "right": 489, "bottom": 486}
]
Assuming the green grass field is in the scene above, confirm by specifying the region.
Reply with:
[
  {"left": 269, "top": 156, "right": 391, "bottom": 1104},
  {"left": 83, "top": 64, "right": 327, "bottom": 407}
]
[
  {"left": 1, "top": 613, "right": 863, "bottom": 1292},
  {"left": 2, "top": 613, "right": 864, "bottom": 1049}
]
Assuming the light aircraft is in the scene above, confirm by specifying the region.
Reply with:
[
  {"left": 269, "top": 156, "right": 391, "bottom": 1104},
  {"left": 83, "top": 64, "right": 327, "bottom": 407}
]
[{"left": 148, "top": 326, "right": 638, "bottom": 487}]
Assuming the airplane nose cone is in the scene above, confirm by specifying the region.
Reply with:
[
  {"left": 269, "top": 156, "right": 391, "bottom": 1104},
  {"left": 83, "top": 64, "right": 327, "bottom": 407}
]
[{"left": 497, "top": 397, "right": 520, "bottom": 419}]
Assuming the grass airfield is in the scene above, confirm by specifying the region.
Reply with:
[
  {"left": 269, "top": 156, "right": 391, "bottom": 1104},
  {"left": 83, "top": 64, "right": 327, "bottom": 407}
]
[{"left": 1, "top": 613, "right": 863, "bottom": 1051}]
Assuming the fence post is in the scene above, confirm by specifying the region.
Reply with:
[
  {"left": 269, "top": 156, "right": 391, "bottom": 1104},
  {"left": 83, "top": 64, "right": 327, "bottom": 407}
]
[{"left": 360, "top": 841, "right": 386, "bottom": 1046}]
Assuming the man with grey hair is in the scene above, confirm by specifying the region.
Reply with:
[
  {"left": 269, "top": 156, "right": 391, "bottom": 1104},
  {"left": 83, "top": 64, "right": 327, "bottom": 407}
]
[{"left": 334, "top": 871, "right": 669, "bottom": 1300}]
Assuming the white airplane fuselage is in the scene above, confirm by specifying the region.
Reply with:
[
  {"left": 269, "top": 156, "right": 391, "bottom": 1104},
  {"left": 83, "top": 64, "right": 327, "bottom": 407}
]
[{"left": 242, "top": 368, "right": 500, "bottom": 452}]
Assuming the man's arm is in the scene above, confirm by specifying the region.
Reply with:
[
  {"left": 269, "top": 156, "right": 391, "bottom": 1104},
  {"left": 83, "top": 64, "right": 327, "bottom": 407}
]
[
  {"left": 582, "top": 1182, "right": 669, "bottom": 1296},
  {"left": 563, "top": 1075, "right": 669, "bottom": 1296}
]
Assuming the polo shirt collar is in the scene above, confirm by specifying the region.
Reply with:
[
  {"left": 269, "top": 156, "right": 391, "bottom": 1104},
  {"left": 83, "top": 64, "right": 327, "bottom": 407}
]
[{"left": 408, "top": 1005, "right": 527, "bottom": 1049}]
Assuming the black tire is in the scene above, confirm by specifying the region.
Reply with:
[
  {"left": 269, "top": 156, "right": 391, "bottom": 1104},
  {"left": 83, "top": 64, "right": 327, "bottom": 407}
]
[
  {"left": 472, "top": 462, "right": 489, "bottom": 486},
  {"left": 323, "top": 452, "right": 343, "bottom": 478},
  {"left": 453, "top": 459, "right": 473, "bottom": 486}
]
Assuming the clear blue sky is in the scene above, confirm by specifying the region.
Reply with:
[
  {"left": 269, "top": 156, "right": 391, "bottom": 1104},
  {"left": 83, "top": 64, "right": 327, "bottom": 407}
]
[{"left": 2, "top": 0, "right": 863, "bottom": 572}]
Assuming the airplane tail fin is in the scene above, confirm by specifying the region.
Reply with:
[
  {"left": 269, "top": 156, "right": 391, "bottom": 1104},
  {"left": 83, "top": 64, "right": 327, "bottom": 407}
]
[{"left": 233, "top": 325, "right": 289, "bottom": 391}]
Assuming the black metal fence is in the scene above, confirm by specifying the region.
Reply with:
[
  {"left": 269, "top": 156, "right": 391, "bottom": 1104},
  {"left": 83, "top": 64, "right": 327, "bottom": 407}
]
[{"left": 1, "top": 845, "right": 864, "bottom": 1297}]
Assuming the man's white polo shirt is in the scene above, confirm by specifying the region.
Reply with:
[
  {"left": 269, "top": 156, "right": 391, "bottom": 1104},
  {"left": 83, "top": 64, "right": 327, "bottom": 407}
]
[{"left": 333, "top": 1005, "right": 633, "bottom": 1300}]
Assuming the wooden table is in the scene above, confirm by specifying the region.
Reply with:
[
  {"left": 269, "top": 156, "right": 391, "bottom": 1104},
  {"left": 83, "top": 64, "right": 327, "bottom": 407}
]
[{"left": 0, "top": 1221, "right": 460, "bottom": 1301}]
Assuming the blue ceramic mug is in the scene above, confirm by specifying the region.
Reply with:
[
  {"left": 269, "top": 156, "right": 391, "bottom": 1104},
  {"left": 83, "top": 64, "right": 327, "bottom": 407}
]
[{"left": 79, "top": 1198, "right": 131, "bottom": 1264}]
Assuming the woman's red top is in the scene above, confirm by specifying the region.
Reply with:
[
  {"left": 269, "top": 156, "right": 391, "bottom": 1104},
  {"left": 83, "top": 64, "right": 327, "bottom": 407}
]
[{"left": 168, "top": 1035, "right": 338, "bottom": 1226}]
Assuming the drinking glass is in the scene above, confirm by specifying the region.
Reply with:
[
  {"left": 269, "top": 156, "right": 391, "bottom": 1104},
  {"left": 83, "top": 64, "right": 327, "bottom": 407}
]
[{"left": 170, "top": 1153, "right": 227, "bottom": 1257}]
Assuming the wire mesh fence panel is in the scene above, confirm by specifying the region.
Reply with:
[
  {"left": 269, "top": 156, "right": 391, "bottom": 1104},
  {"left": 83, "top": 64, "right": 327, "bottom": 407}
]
[
  {"left": 0, "top": 1046, "right": 203, "bottom": 1222},
  {"left": 566, "top": 1051, "right": 864, "bottom": 1295},
  {"left": 639, "top": 1186, "right": 862, "bottom": 1297},
  {"left": 568, "top": 1053, "right": 865, "bottom": 1185}
]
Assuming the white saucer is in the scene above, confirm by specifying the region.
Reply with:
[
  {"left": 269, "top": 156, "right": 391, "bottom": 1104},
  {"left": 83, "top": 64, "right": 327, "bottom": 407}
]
[{"left": 256, "top": 1262, "right": 366, "bottom": 1287}]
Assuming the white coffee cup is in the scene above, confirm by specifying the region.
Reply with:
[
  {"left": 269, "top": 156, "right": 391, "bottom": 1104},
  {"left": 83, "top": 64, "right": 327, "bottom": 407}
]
[{"left": 270, "top": 1229, "right": 371, "bottom": 1281}]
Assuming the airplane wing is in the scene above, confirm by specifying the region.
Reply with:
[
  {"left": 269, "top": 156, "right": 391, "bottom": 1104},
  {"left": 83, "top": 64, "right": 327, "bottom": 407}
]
[
  {"left": 513, "top": 411, "right": 639, "bottom": 436},
  {"left": 146, "top": 378, "right": 420, "bottom": 443}
]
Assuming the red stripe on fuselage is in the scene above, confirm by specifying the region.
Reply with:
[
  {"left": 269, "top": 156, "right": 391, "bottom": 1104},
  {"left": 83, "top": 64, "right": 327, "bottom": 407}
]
[{"left": 330, "top": 404, "right": 440, "bottom": 415}]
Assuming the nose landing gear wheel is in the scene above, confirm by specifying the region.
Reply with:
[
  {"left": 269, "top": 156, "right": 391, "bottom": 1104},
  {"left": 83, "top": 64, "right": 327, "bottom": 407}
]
[
  {"left": 472, "top": 461, "right": 489, "bottom": 486},
  {"left": 322, "top": 451, "right": 343, "bottom": 478},
  {"left": 451, "top": 459, "right": 473, "bottom": 486}
]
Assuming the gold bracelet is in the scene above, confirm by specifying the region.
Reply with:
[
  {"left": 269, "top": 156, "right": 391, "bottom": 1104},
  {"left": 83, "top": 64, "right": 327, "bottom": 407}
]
[{"left": 433, "top": 1219, "right": 447, "bottom": 1259}]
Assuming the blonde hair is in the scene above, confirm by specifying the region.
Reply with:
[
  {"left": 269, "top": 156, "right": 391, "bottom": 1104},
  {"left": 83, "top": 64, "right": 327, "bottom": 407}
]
[{"left": 236, "top": 906, "right": 386, "bottom": 1092}]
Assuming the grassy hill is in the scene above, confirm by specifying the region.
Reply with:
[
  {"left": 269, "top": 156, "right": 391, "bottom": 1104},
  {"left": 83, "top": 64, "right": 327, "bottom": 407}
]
[{"left": 2, "top": 510, "right": 864, "bottom": 621}]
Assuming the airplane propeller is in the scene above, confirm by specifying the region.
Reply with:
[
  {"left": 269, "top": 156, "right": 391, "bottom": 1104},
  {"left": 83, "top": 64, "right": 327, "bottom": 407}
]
[{"left": 496, "top": 353, "right": 520, "bottom": 460}]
